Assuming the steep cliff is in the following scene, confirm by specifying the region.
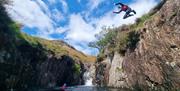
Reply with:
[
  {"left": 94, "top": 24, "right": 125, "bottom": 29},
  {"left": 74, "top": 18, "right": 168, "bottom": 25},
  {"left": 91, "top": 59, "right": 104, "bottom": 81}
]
[
  {"left": 95, "top": 0, "right": 180, "bottom": 90},
  {"left": 0, "top": 2, "right": 95, "bottom": 90}
]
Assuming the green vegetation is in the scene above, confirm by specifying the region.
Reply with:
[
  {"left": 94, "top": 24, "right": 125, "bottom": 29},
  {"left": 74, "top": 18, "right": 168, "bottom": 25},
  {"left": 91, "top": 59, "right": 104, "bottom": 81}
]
[
  {"left": 17, "top": 30, "right": 96, "bottom": 62},
  {"left": 4, "top": 18, "right": 96, "bottom": 63},
  {"left": 116, "top": 30, "right": 140, "bottom": 55},
  {"left": 89, "top": 11, "right": 154, "bottom": 57},
  {"left": 116, "top": 30, "right": 129, "bottom": 55},
  {"left": 9, "top": 22, "right": 41, "bottom": 46},
  {"left": 89, "top": 27, "right": 118, "bottom": 51},
  {"left": 89, "top": 27, "right": 118, "bottom": 61},
  {"left": 129, "top": 0, "right": 167, "bottom": 31},
  {"left": 130, "top": 13, "right": 153, "bottom": 30},
  {"left": 116, "top": 67, "right": 123, "bottom": 72},
  {"left": 9, "top": 22, "right": 21, "bottom": 36},
  {"left": 74, "top": 63, "right": 81, "bottom": 75}
]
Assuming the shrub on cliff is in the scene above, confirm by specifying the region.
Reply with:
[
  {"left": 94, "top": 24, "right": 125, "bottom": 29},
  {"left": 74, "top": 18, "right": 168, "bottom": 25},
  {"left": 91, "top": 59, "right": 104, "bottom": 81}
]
[
  {"left": 74, "top": 63, "right": 81, "bottom": 75},
  {"left": 88, "top": 27, "right": 118, "bottom": 51},
  {"left": 130, "top": 14, "right": 152, "bottom": 30},
  {"left": 89, "top": 25, "right": 140, "bottom": 58}
]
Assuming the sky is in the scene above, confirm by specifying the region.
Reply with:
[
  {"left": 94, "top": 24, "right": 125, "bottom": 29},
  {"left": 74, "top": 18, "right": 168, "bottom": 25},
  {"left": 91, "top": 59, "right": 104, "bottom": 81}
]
[{"left": 6, "top": 0, "right": 160, "bottom": 56}]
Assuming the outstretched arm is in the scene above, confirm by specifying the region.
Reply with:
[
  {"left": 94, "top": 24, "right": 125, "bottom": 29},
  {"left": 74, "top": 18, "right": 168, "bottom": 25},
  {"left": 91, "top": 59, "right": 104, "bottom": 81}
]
[
  {"left": 115, "top": 2, "right": 124, "bottom": 6},
  {"left": 113, "top": 10, "right": 122, "bottom": 14}
]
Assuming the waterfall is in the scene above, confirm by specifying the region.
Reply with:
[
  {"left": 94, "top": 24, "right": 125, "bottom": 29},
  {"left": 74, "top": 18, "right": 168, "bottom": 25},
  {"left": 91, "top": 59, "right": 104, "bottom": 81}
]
[{"left": 84, "top": 71, "right": 93, "bottom": 86}]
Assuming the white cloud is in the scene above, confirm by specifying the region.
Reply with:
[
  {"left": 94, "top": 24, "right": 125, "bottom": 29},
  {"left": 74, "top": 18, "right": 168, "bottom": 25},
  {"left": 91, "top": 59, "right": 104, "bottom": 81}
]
[
  {"left": 6, "top": 0, "right": 54, "bottom": 36},
  {"left": 48, "top": 0, "right": 56, "bottom": 5},
  {"left": 65, "top": 14, "right": 96, "bottom": 43},
  {"left": 93, "top": 0, "right": 158, "bottom": 30},
  {"left": 60, "top": 0, "right": 68, "bottom": 13},
  {"left": 89, "top": 0, "right": 158, "bottom": 35},
  {"left": 65, "top": 40, "right": 99, "bottom": 55},
  {"left": 54, "top": 27, "right": 68, "bottom": 34},
  {"left": 6, "top": 0, "right": 67, "bottom": 39},
  {"left": 52, "top": 9, "right": 64, "bottom": 22},
  {"left": 88, "top": 0, "right": 105, "bottom": 11},
  {"left": 35, "top": 0, "right": 50, "bottom": 16},
  {"left": 47, "top": 0, "right": 68, "bottom": 13}
]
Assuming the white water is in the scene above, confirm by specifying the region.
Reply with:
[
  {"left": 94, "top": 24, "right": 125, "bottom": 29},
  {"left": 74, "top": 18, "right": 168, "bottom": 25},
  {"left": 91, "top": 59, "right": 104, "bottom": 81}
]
[{"left": 84, "top": 71, "right": 93, "bottom": 86}]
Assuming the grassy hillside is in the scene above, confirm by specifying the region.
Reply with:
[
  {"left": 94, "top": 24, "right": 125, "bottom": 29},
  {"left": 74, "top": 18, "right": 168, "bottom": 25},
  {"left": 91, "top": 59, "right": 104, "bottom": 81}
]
[
  {"left": 3, "top": 12, "right": 96, "bottom": 63},
  {"left": 19, "top": 32, "right": 96, "bottom": 63}
]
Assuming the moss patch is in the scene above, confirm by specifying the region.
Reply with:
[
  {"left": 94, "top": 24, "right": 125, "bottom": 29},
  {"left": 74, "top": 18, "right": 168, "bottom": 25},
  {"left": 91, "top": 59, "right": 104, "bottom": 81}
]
[{"left": 116, "top": 67, "right": 123, "bottom": 72}]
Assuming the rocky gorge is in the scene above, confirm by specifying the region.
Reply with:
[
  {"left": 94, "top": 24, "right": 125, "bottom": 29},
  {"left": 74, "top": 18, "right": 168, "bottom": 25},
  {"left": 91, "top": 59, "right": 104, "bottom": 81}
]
[{"left": 1, "top": 0, "right": 180, "bottom": 91}]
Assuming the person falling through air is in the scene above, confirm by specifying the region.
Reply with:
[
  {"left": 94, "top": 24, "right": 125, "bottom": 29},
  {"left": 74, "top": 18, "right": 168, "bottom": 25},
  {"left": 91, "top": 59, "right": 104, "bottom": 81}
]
[{"left": 113, "top": 2, "right": 136, "bottom": 19}]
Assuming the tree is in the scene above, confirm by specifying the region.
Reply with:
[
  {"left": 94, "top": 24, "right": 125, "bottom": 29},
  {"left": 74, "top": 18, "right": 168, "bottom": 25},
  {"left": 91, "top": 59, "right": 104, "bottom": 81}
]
[{"left": 88, "top": 27, "right": 118, "bottom": 51}]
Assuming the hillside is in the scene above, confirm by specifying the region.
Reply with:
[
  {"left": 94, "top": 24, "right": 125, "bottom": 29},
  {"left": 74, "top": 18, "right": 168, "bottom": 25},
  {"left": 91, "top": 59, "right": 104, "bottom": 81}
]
[
  {"left": 0, "top": 1, "right": 95, "bottom": 90},
  {"left": 94, "top": 0, "right": 180, "bottom": 90}
]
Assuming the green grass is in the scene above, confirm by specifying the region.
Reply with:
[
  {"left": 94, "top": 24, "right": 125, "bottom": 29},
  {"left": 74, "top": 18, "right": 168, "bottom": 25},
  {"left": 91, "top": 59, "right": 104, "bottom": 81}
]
[
  {"left": 129, "top": 0, "right": 167, "bottom": 30},
  {"left": 8, "top": 22, "right": 39, "bottom": 46},
  {"left": 130, "top": 13, "right": 153, "bottom": 30}
]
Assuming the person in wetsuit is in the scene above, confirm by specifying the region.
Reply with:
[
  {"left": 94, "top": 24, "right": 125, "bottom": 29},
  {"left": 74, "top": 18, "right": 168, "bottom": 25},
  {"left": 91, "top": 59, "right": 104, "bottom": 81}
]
[{"left": 113, "top": 2, "right": 136, "bottom": 19}]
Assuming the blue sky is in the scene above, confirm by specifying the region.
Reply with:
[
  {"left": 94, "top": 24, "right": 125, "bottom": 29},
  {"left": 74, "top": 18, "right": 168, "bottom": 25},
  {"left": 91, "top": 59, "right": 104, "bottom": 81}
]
[{"left": 6, "top": 0, "right": 160, "bottom": 55}]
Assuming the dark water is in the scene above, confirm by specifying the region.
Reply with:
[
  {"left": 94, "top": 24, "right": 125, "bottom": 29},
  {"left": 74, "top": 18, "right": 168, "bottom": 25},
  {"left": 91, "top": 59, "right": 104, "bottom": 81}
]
[{"left": 9, "top": 86, "right": 131, "bottom": 91}]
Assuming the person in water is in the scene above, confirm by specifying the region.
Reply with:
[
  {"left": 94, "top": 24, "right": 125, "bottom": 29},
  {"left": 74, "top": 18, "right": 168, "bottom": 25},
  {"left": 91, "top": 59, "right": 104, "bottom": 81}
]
[
  {"left": 113, "top": 2, "right": 136, "bottom": 19},
  {"left": 60, "top": 83, "right": 67, "bottom": 91}
]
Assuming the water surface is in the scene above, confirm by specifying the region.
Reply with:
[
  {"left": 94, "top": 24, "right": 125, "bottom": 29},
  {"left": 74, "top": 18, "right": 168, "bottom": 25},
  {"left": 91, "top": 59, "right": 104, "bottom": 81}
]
[{"left": 10, "top": 86, "right": 131, "bottom": 91}]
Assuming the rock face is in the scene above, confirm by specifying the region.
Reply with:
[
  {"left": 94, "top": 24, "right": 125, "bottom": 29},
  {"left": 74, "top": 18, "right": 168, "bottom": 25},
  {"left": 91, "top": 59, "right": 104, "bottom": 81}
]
[
  {"left": 108, "top": 52, "right": 127, "bottom": 88},
  {"left": 95, "top": 56, "right": 111, "bottom": 86},
  {"left": 38, "top": 55, "right": 85, "bottom": 87},
  {"left": 95, "top": 0, "right": 180, "bottom": 90},
  {"left": 0, "top": 3, "right": 95, "bottom": 90}
]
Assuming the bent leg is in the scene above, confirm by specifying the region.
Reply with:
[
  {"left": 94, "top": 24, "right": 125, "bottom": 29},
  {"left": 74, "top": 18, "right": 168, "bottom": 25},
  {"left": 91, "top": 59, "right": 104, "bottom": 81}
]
[
  {"left": 123, "top": 11, "right": 133, "bottom": 19},
  {"left": 123, "top": 13, "right": 128, "bottom": 19},
  {"left": 132, "top": 10, "right": 136, "bottom": 14}
]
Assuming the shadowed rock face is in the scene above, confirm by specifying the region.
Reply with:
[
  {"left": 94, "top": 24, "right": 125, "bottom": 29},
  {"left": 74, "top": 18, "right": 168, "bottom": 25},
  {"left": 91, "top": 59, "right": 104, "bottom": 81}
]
[
  {"left": 95, "top": 0, "right": 180, "bottom": 90},
  {"left": 0, "top": 37, "right": 85, "bottom": 89},
  {"left": 38, "top": 55, "right": 85, "bottom": 87}
]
